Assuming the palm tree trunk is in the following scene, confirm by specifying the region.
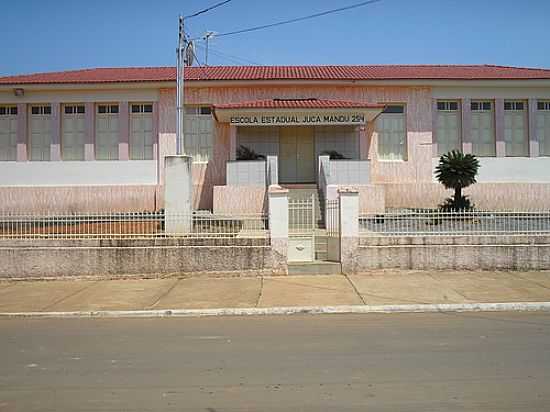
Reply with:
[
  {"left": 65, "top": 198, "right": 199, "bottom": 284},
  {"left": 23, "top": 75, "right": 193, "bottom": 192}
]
[{"left": 454, "top": 187, "right": 462, "bottom": 202}]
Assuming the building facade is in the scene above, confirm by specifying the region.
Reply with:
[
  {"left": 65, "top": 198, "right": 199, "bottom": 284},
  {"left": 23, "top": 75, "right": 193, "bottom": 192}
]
[{"left": 1, "top": 65, "right": 550, "bottom": 213}]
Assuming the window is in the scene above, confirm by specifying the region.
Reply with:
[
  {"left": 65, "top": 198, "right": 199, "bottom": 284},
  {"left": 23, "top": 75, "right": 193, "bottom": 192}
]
[
  {"left": 62, "top": 104, "right": 86, "bottom": 160},
  {"left": 504, "top": 100, "right": 528, "bottom": 157},
  {"left": 470, "top": 100, "right": 495, "bottom": 157},
  {"left": 96, "top": 104, "right": 119, "bottom": 160},
  {"left": 130, "top": 103, "right": 154, "bottom": 160},
  {"left": 537, "top": 100, "right": 550, "bottom": 156},
  {"left": 436, "top": 100, "right": 461, "bottom": 155},
  {"left": 184, "top": 106, "right": 213, "bottom": 162},
  {"left": 376, "top": 105, "right": 406, "bottom": 160},
  {"left": 0, "top": 105, "right": 17, "bottom": 161},
  {"left": 29, "top": 105, "right": 52, "bottom": 161}
]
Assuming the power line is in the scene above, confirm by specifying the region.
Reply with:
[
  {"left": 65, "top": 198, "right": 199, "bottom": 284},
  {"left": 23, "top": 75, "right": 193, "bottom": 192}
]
[
  {"left": 195, "top": 43, "right": 263, "bottom": 66},
  {"left": 191, "top": 0, "right": 382, "bottom": 40},
  {"left": 184, "top": 0, "right": 233, "bottom": 19}
]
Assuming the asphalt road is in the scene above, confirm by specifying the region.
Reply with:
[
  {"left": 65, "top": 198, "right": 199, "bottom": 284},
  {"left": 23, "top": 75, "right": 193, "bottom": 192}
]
[{"left": 1, "top": 313, "right": 550, "bottom": 411}]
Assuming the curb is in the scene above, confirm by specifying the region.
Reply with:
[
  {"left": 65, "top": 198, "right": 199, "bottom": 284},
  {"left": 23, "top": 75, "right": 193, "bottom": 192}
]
[{"left": 1, "top": 302, "right": 550, "bottom": 318}]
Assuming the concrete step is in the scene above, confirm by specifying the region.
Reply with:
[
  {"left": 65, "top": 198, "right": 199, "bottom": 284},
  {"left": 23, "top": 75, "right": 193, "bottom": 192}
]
[{"left": 288, "top": 261, "right": 342, "bottom": 275}]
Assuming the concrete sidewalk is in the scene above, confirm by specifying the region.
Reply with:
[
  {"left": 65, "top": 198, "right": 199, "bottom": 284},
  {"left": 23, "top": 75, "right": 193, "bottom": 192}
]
[{"left": 1, "top": 271, "right": 550, "bottom": 314}]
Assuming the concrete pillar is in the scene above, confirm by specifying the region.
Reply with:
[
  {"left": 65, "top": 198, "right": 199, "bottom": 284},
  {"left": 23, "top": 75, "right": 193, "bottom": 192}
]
[
  {"left": 266, "top": 155, "right": 278, "bottom": 186},
  {"left": 528, "top": 98, "right": 539, "bottom": 157},
  {"left": 164, "top": 155, "right": 193, "bottom": 233},
  {"left": 268, "top": 185, "right": 289, "bottom": 274},
  {"left": 229, "top": 125, "right": 237, "bottom": 161},
  {"left": 84, "top": 102, "right": 95, "bottom": 160},
  {"left": 339, "top": 188, "right": 359, "bottom": 274},
  {"left": 50, "top": 103, "right": 61, "bottom": 161},
  {"left": 495, "top": 98, "right": 506, "bottom": 157},
  {"left": 461, "top": 98, "right": 472, "bottom": 154},
  {"left": 16, "top": 103, "right": 27, "bottom": 161},
  {"left": 119, "top": 101, "right": 129, "bottom": 160}
]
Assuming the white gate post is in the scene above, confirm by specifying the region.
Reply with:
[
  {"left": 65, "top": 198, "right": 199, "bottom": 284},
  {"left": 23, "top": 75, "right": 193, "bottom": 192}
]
[
  {"left": 268, "top": 185, "right": 289, "bottom": 274},
  {"left": 339, "top": 187, "right": 360, "bottom": 274},
  {"left": 164, "top": 155, "right": 193, "bottom": 233}
]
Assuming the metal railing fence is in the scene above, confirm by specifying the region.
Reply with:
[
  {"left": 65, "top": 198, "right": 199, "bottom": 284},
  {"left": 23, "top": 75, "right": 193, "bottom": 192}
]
[
  {"left": 359, "top": 209, "right": 550, "bottom": 237},
  {"left": 0, "top": 212, "right": 269, "bottom": 240},
  {"left": 288, "top": 196, "right": 316, "bottom": 234},
  {"left": 325, "top": 200, "right": 340, "bottom": 237}
]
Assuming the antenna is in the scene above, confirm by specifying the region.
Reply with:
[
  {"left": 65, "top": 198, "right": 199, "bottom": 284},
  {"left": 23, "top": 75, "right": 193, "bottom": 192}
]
[{"left": 202, "top": 31, "right": 217, "bottom": 66}]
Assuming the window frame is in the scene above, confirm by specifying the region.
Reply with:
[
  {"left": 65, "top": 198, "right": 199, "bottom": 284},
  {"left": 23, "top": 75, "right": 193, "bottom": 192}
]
[
  {"left": 95, "top": 103, "right": 120, "bottom": 160},
  {"left": 129, "top": 102, "right": 155, "bottom": 160},
  {"left": 503, "top": 99, "right": 528, "bottom": 157},
  {"left": 28, "top": 104, "right": 52, "bottom": 161},
  {"left": 470, "top": 99, "right": 496, "bottom": 157},
  {"left": 183, "top": 105, "right": 214, "bottom": 163},
  {"left": 0, "top": 105, "right": 18, "bottom": 161},
  {"left": 436, "top": 100, "right": 462, "bottom": 156},
  {"left": 376, "top": 103, "right": 408, "bottom": 161}
]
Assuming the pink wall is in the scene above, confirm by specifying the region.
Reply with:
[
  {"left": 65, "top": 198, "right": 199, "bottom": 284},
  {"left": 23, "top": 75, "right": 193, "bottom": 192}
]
[
  {"left": 160, "top": 84, "right": 433, "bottom": 209},
  {"left": 0, "top": 185, "right": 158, "bottom": 214}
]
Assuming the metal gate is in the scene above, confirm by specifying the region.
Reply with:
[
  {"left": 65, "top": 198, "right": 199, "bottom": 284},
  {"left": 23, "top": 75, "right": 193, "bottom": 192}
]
[
  {"left": 325, "top": 199, "right": 341, "bottom": 262},
  {"left": 288, "top": 194, "right": 316, "bottom": 262}
]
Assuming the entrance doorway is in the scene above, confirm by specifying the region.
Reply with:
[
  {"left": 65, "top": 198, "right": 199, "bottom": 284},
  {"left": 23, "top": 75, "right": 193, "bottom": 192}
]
[{"left": 279, "top": 126, "right": 315, "bottom": 183}]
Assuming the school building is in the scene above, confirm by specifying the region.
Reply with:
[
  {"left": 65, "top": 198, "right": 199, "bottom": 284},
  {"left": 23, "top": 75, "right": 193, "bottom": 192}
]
[{"left": 1, "top": 64, "right": 550, "bottom": 214}]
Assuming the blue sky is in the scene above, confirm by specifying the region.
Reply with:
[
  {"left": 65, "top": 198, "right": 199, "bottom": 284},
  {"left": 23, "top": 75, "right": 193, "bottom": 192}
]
[{"left": 1, "top": 0, "right": 549, "bottom": 75}]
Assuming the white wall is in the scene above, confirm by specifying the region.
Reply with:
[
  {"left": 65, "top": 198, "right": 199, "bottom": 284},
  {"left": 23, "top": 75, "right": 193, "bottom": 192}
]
[
  {"left": 0, "top": 160, "right": 158, "bottom": 186},
  {"left": 432, "top": 157, "right": 550, "bottom": 183},
  {"left": 226, "top": 160, "right": 266, "bottom": 186}
]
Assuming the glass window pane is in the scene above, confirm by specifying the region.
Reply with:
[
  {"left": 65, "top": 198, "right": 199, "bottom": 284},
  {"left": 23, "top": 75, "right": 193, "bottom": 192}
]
[
  {"left": 383, "top": 105, "right": 404, "bottom": 114},
  {"left": 31, "top": 107, "right": 39, "bottom": 115},
  {"left": 516, "top": 102, "right": 524, "bottom": 111},
  {"left": 10, "top": 107, "right": 17, "bottom": 115},
  {"left": 200, "top": 106, "right": 212, "bottom": 115},
  {"left": 110, "top": 105, "right": 119, "bottom": 114},
  {"left": 43, "top": 106, "right": 51, "bottom": 115},
  {"left": 539, "top": 102, "right": 545, "bottom": 110},
  {"left": 471, "top": 102, "right": 478, "bottom": 111},
  {"left": 449, "top": 102, "right": 458, "bottom": 111},
  {"left": 143, "top": 104, "right": 153, "bottom": 113},
  {"left": 504, "top": 102, "right": 512, "bottom": 110},
  {"left": 0, "top": 107, "right": 5, "bottom": 115},
  {"left": 482, "top": 102, "right": 492, "bottom": 111},
  {"left": 437, "top": 102, "right": 445, "bottom": 111},
  {"left": 77, "top": 106, "right": 85, "bottom": 114},
  {"left": 65, "top": 106, "right": 73, "bottom": 114},
  {"left": 131, "top": 105, "right": 141, "bottom": 113},
  {"left": 98, "top": 105, "right": 107, "bottom": 114}
]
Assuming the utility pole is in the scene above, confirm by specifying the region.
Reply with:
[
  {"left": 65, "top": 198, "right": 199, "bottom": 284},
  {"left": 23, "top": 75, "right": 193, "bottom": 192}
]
[
  {"left": 176, "top": 15, "right": 186, "bottom": 156},
  {"left": 203, "top": 31, "right": 216, "bottom": 66}
]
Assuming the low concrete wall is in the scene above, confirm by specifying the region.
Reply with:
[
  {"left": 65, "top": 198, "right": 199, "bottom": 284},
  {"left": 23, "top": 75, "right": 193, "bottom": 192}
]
[
  {"left": 347, "top": 235, "right": 550, "bottom": 271},
  {"left": 0, "top": 238, "right": 285, "bottom": 278},
  {"left": 213, "top": 185, "right": 267, "bottom": 214}
]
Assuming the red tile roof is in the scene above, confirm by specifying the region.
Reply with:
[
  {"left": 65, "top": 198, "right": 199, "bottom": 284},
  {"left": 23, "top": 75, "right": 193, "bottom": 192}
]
[
  {"left": 214, "top": 98, "right": 385, "bottom": 110},
  {"left": 2, "top": 65, "right": 550, "bottom": 85}
]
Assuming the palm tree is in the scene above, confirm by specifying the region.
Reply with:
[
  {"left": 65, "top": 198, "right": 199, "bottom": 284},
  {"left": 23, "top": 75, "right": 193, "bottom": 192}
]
[{"left": 435, "top": 150, "right": 480, "bottom": 211}]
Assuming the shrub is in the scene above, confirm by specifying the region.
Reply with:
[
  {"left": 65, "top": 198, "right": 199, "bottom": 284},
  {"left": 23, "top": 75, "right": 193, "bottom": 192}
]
[
  {"left": 435, "top": 150, "right": 480, "bottom": 211},
  {"left": 236, "top": 145, "right": 266, "bottom": 161},
  {"left": 321, "top": 150, "right": 348, "bottom": 160}
]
